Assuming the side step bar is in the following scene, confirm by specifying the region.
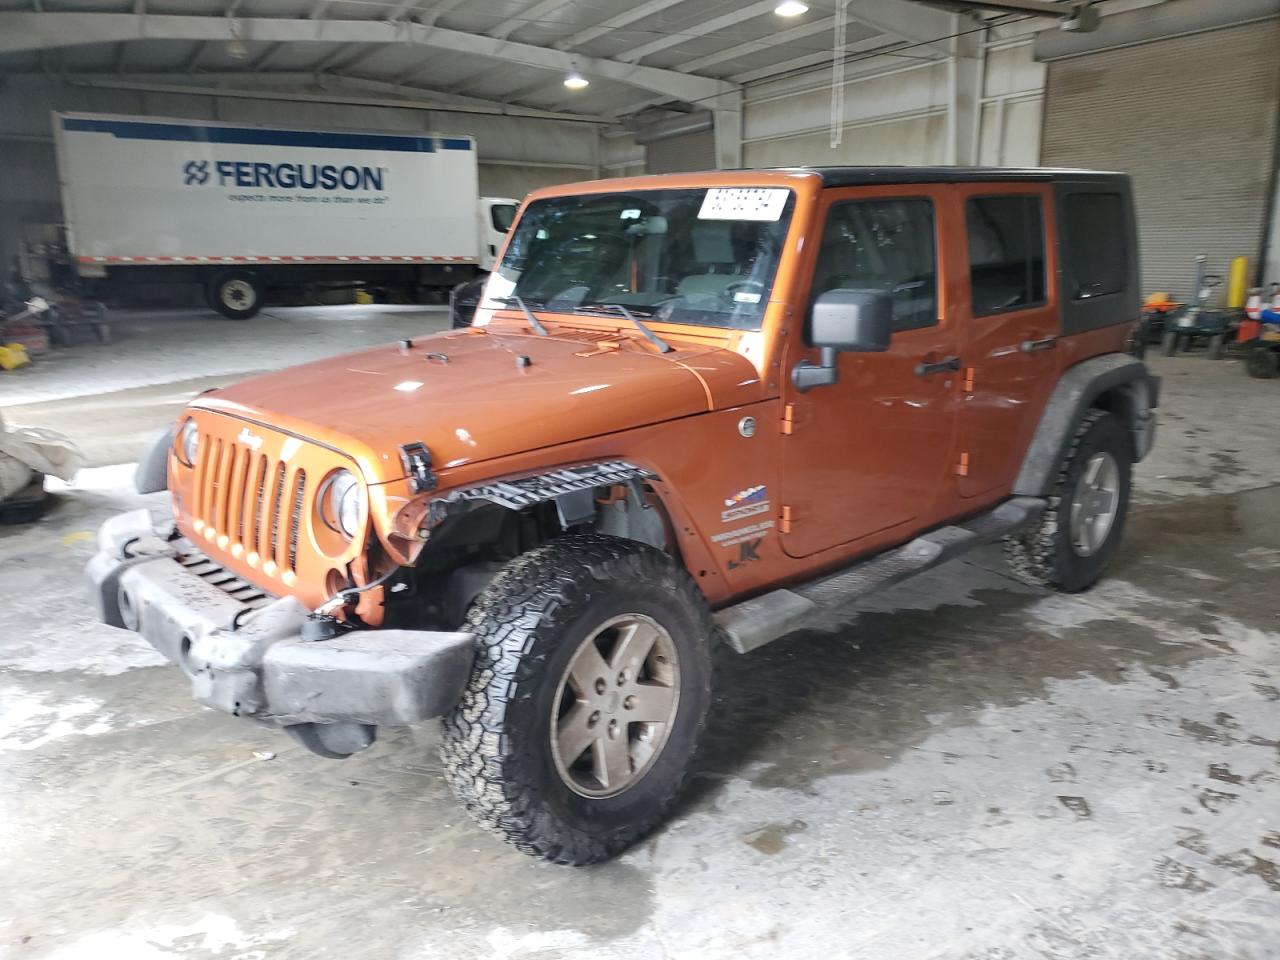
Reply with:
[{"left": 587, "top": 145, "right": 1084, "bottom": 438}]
[{"left": 713, "top": 496, "right": 1046, "bottom": 654}]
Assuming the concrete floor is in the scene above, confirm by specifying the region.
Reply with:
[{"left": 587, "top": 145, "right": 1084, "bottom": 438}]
[{"left": 2, "top": 313, "right": 1279, "bottom": 959}]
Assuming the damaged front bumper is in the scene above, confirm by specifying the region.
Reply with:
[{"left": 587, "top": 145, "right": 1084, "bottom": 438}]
[{"left": 86, "top": 509, "right": 475, "bottom": 758}]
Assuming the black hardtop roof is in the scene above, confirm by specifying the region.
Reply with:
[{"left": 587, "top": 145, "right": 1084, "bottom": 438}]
[{"left": 775, "top": 166, "right": 1127, "bottom": 187}]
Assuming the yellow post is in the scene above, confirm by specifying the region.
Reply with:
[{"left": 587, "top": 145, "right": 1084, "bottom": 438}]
[{"left": 1227, "top": 256, "right": 1249, "bottom": 308}]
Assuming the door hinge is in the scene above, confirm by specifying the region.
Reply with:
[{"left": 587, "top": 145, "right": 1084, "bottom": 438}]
[
  {"left": 955, "top": 452, "right": 970, "bottom": 477},
  {"left": 780, "top": 403, "right": 796, "bottom": 435},
  {"left": 963, "top": 367, "right": 975, "bottom": 392},
  {"left": 779, "top": 504, "right": 794, "bottom": 534}
]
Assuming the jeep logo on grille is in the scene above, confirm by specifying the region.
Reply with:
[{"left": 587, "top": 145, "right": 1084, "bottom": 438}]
[{"left": 237, "top": 427, "right": 264, "bottom": 451}]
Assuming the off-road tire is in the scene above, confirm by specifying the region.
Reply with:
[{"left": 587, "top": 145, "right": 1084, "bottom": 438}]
[
  {"left": 1245, "top": 343, "right": 1279, "bottom": 379},
  {"left": 1003, "top": 409, "right": 1132, "bottom": 593},
  {"left": 440, "top": 534, "right": 716, "bottom": 865}
]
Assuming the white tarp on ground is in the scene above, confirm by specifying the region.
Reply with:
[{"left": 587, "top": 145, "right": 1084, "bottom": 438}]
[{"left": 0, "top": 411, "right": 82, "bottom": 497}]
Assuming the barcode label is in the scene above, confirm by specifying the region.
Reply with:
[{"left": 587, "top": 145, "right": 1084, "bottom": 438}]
[{"left": 698, "top": 188, "right": 789, "bottom": 221}]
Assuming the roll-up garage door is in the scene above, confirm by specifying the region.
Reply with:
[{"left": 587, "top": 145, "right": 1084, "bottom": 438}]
[
  {"left": 646, "top": 128, "right": 717, "bottom": 174},
  {"left": 1041, "top": 20, "right": 1280, "bottom": 297}
]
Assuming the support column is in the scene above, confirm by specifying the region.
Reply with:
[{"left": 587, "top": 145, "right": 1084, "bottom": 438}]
[
  {"left": 713, "top": 89, "right": 743, "bottom": 170},
  {"left": 947, "top": 14, "right": 984, "bottom": 166}
]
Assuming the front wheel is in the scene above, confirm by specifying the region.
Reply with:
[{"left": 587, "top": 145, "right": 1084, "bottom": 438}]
[
  {"left": 440, "top": 535, "right": 715, "bottom": 864},
  {"left": 1004, "top": 409, "right": 1132, "bottom": 593}
]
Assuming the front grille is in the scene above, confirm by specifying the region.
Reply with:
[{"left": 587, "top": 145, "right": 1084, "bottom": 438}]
[{"left": 193, "top": 434, "right": 308, "bottom": 574}]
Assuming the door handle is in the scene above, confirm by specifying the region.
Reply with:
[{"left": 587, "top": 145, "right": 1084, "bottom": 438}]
[
  {"left": 1022, "top": 335, "right": 1058, "bottom": 353},
  {"left": 915, "top": 355, "right": 961, "bottom": 377}
]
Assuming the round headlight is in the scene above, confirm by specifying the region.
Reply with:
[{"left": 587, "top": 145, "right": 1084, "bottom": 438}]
[
  {"left": 324, "top": 469, "right": 365, "bottom": 539},
  {"left": 178, "top": 418, "right": 199, "bottom": 466}
]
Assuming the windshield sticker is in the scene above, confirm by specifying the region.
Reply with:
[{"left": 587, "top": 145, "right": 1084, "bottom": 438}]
[
  {"left": 733, "top": 291, "right": 762, "bottom": 304},
  {"left": 721, "top": 484, "right": 769, "bottom": 523},
  {"left": 699, "top": 187, "right": 789, "bottom": 222}
]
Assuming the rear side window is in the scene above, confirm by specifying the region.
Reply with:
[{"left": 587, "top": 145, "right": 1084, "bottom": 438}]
[
  {"left": 966, "top": 195, "right": 1045, "bottom": 316},
  {"left": 812, "top": 198, "right": 937, "bottom": 332},
  {"left": 1063, "top": 193, "right": 1127, "bottom": 299}
]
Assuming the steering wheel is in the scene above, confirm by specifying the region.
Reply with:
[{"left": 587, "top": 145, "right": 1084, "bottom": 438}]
[{"left": 723, "top": 279, "right": 765, "bottom": 303}]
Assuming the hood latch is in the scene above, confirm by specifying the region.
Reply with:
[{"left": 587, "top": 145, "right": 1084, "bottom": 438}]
[{"left": 400, "top": 442, "right": 438, "bottom": 493}]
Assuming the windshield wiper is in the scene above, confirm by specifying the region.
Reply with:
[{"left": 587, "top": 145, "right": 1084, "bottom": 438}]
[
  {"left": 576, "top": 303, "right": 671, "bottom": 354},
  {"left": 492, "top": 295, "right": 549, "bottom": 337}
]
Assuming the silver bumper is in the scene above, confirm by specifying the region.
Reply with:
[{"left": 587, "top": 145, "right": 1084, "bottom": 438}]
[{"left": 87, "top": 509, "right": 475, "bottom": 743}]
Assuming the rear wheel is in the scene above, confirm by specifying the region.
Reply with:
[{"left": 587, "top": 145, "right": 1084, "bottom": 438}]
[
  {"left": 207, "top": 270, "right": 262, "bottom": 320},
  {"left": 1004, "top": 409, "right": 1132, "bottom": 593},
  {"left": 1245, "top": 343, "right": 1279, "bottom": 379},
  {"left": 440, "top": 535, "right": 715, "bottom": 864}
]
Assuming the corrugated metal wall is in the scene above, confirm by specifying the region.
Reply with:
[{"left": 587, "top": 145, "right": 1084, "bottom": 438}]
[
  {"left": 646, "top": 128, "right": 716, "bottom": 174},
  {"left": 1042, "top": 20, "right": 1280, "bottom": 296}
]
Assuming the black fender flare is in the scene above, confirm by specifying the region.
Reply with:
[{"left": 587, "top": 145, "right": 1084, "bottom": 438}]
[
  {"left": 1013, "top": 353, "right": 1159, "bottom": 497},
  {"left": 134, "top": 424, "right": 175, "bottom": 495}
]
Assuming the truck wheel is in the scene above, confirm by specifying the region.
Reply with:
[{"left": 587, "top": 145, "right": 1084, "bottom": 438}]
[
  {"left": 207, "top": 270, "right": 262, "bottom": 320},
  {"left": 1004, "top": 409, "right": 1132, "bottom": 593},
  {"left": 440, "top": 534, "right": 715, "bottom": 865},
  {"left": 1245, "top": 344, "right": 1279, "bottom": 379}
]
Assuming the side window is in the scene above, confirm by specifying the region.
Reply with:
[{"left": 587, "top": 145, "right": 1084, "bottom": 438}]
[
  {"left": 490, "top": 203, "right": 517, "bottom": 233},
  {"left": 812, "top": 198, "right": 937, "bottom": 332},
  {"left": 966, "top": 195, "right": 1046, "bottom": 316},
  {"left": 1063, "top": 193, "right": 1126, "bottom": 299}
]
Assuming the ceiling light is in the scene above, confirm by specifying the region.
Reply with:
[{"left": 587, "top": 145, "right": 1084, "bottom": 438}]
[
  {"left": 774, "top": 0, "right": 808, "bottom": 16},
  {"left": 563, "top": 69, "right": 589, "bottom": 90}
]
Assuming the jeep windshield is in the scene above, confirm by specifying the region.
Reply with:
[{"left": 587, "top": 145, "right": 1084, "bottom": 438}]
[{"left": 483, "top": 187, "right": 795, "bottom": 331}]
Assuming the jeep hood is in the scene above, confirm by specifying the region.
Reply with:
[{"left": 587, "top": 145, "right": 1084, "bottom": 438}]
[{"left": 191, "top": 326, "right": 761, "bottom": 484}]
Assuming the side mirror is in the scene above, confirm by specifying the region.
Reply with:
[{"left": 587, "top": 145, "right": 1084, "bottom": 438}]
[{"left": 792, "top": 288, "right": 893, "bottom": 392}]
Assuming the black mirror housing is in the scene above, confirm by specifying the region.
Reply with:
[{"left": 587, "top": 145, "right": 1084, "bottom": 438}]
[
  {"left": 811, "top": 288, "right": 893, "bottom": 352},
  {"left": 792, "top": 288, "right": 894, "bottom": 392}
]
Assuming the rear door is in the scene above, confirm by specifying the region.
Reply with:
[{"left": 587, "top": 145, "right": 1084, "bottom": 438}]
[
  {"left": 953, "top": 183, "right": 1060, "bottom": 499},
  {"left": 779, "top": 185, "right": 960, "bottom": 559}
]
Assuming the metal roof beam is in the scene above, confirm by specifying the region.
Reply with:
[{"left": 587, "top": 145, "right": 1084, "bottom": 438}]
[
  {"left": 728, "top": 33, "right": 942, "bottom": 85},
  {"left": 0, "top": 12, "right": 737, "bottom": 102},
  {"left": 679, "top": 15, "right": 837, "bottom": 74},
  {"left": 489, "top": 0, "right": 573, "bottom": 41},
  {"left": 842, "top": 0, "right": 955, "bottom": 57},
  {"left": 54, "top": 72, "right": 612, "bottom": 123},
  {"left": 555, "top": 0, "right": 686, "bottom": 51},
  {"left": 620, "top": 0, "right": 777, "bottom": 63}
]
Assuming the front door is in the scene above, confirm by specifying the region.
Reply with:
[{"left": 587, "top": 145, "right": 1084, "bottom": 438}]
[
  {"left": 953, "top": 183, "right": 1061, "bottom": 499},
  {"left": 779, "top": 186, "right": 960, "bottom": 559}
]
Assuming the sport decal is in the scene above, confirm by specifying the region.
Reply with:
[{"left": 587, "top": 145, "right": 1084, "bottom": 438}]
[{"left": 721, "top": 484, "right": 769, "bottom": 523}]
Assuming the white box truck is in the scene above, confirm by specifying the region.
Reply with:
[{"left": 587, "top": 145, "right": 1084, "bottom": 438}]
[{"left": 52, "top": 112, "right": 517, "bottom": 319}]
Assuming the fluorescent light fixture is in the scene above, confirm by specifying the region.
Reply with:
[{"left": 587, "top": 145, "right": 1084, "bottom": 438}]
[
  {"left": 563, "top": 70, "right": 589, "bottom": 90},
  {"left": 774, "top": 0, "right": 808, "bottom": 16}
]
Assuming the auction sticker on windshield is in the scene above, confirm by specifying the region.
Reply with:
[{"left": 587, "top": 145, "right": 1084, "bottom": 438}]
[{"left": 698, "top": 187, "right": 789, "bottom": 221}]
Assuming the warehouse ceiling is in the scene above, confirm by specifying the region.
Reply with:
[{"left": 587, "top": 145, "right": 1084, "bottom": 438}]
[{"left": 0, "top": 0, "right": 1061, "bottom": 124}]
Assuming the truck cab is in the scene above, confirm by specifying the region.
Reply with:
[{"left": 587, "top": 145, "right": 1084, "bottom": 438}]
[{"left": 90, "top": 167, "right": 1157, "bottom": 865}]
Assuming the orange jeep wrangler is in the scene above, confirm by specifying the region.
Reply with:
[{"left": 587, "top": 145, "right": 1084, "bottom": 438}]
[{"left": 90, "top": 167, "right": 1157, "bottom": 864}]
